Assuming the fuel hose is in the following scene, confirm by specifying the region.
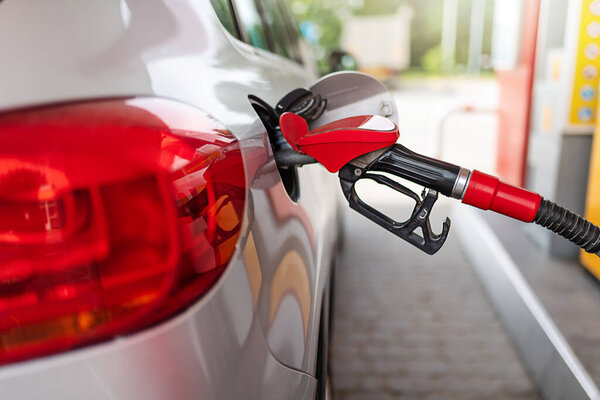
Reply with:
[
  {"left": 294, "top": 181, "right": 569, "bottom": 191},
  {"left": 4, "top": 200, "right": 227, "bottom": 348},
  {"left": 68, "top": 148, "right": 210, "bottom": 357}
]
[{"left": 534, "top": 199, "right": 600, "bottom": 256}]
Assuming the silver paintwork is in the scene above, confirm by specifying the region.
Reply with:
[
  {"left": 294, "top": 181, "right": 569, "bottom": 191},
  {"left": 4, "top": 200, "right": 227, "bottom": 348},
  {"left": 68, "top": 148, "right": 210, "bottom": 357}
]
[
  {"left": 308, "top": 71, "right": 400, "bottom": 129},
  {"left": 0, "top": 255, "right": 317, "bottom": 400},
  {"left": 0, "top": 0, "right": 341, "bottom": 398}
]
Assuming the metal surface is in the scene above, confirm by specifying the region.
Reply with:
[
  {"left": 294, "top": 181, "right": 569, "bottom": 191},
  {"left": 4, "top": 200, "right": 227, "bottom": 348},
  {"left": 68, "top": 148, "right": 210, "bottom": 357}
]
[
  {"left": 0, "top": 0, "right": 340, "bottom": 398},
  {"left": 451, "top": 167, "right": 471, "bottom": 199},
  {"left": 308, "top": 71, "right": 399, "bottom": 128},
  {"left": 347, "top": 146, "right": 389, "bottom": 169},
  {"left": 453, "top": 205, "right": 600, "bottom": 400}
]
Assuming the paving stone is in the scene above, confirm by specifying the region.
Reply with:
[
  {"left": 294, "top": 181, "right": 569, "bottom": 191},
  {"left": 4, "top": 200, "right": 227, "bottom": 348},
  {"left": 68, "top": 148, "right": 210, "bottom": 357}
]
[
  {"left": 423, "top": 394, "right": 456, "bottom": 400},
  {"left": 401, "top": 361, "right": 448, "bottom": 377},
  {"left": 328, "top": 82, "right": 539, "bottom": 399},
  {"left": 333, "top": 374, "right": 362, "bottom": 391},
  {"left": 498, "top": 377, "right": 540, "bottom": 398},
  {"left": 331, "top": 200, "right": 539, "bottom": 399},
  {"left": 385, "top": 376, "right": 434, "bottom": 395},
  {"left": 344, "top": 393, "right": 394, "bottom": 400},
  {"left": 362, "top": 344, "right": 391, "bottom": 360},
  {"left": 332, "top": 359, "right": 370, "bottom": 375},
  {"left": 370, "top": 359, "right": 404, "bottom": 374},
  {"left": 360, "top": 376, "right": 386, "bottom": 391}
]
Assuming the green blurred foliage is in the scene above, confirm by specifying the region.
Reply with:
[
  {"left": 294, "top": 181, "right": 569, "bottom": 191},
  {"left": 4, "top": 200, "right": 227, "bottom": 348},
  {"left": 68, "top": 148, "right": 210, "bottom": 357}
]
[
  {"left": 455, "top": 0, "right": 471, "bottom": 66},
  {"left": 481, "top": 0, "right": 494, "bottom": 58},
  {"left": 290, "top": 0, "right": 495, "bottom": 74},
  {"left": 406, "top": 0, "right": 494, "bottom": 70},
  {"left": 290, "top": 0, "right": 349, "bottom": 73},
  {"left": 404, "top": 0, "right": 443, "bottom": 69},
  {"left": 421, "top": 44, "right": 443, "bottom": 72},
  {"left": 353, "top": 0, "right": 403, "bottom": 16}
]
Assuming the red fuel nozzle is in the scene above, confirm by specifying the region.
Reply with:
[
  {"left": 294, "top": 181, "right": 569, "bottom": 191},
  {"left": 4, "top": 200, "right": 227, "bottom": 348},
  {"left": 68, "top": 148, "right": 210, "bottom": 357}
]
[
  {"left": 278, "top": 111, "right": 600, "bottom": 258},
  {"left": 279, "top": 112, "right": 399, "bottom": 172}
]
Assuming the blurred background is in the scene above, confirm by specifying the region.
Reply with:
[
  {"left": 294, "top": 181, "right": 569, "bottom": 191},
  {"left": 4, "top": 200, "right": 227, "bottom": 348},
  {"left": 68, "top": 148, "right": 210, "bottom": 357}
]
[
  {"left": 290, "top": 0, "right": 503, "bottom": 179},
  {"left": 287, "top": 0, "right": 600, "bottom": 282},
  {"left": 289, "top": 0, "right": 600, "bottom": 399},
  {"left": 291, "top": 0, "right": 494, "bottom": 77}
]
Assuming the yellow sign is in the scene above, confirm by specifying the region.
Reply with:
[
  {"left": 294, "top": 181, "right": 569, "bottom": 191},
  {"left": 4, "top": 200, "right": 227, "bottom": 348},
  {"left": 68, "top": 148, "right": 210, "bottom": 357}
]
[
  {"left": 569, "top": 0, "right": 600, "bottom": 126},
  {"left": 581, "top": 93, "right": 600, "bottom": 276}
]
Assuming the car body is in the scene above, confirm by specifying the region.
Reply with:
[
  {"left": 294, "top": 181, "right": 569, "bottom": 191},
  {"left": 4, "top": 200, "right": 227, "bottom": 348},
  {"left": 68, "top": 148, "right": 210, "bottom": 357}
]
[{"left": 0, "top": 1, "right": 340, "bottom": 399}]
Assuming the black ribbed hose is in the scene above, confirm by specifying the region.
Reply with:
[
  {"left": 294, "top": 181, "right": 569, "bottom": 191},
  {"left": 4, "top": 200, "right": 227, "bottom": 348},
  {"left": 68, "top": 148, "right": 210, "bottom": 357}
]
[{"left": 534, "top": 199, "right": 600, "bottom": 256}]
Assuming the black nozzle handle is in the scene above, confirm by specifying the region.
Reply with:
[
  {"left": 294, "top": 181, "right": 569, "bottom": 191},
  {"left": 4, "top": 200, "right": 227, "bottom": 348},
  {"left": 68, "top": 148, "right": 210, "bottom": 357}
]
[{"left": 369, "top": 144, "right": 464, "bottom": 198}]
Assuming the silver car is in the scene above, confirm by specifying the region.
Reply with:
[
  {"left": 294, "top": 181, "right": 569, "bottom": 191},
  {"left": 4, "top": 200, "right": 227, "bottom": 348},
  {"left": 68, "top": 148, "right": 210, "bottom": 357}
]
[{"left": 0, "top": 1, "right": 340, "bottom": 398}]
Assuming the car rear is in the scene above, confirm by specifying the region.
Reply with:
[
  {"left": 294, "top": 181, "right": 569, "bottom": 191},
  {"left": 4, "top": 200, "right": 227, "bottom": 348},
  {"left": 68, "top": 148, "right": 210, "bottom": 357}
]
[{"left": 0, "top": 1, "right": 334, "bottom": 399}]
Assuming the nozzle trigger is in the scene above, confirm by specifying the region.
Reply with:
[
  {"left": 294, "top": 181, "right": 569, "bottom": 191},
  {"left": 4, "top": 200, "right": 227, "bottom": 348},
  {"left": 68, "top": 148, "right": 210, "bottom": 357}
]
[{"left": 339, "top": 162, "right": 450, "bottom": 255}]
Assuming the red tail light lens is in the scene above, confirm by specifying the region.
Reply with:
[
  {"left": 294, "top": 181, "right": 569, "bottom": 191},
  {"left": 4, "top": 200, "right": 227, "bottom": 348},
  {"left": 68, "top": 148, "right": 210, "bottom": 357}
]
[{"left": 0, "top": 98, "right": 246, "bottom": 365}]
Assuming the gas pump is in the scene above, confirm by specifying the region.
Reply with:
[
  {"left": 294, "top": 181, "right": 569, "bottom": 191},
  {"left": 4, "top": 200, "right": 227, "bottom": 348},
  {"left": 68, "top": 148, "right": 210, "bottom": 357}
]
[
  {"left": 525, "top": 0, "right": 600, "bottom": 258},
  {"left": 578, "top": 0, "right": 600, "bottom": 275},
  {"left": 583, "top": 103, "right": 600, "bottom": 274}
]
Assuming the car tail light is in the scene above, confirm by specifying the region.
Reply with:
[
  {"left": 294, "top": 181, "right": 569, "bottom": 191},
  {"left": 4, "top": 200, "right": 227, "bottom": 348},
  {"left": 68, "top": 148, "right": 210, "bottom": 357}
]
[{"left": 0, "top": 98, "right": 247, "bottom": 365}]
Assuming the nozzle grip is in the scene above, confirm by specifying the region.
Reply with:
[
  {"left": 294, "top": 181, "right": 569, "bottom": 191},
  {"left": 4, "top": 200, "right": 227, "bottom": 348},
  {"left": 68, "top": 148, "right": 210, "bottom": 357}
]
[{"left": 370, "top": 145, "right": 461, "bottom": 197}]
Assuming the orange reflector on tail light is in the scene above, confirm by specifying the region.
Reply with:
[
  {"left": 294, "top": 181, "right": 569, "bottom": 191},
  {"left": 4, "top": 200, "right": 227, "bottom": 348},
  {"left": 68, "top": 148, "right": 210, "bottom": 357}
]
[{"left": 0, "top": 98, "right": 246, "bottom": 365}]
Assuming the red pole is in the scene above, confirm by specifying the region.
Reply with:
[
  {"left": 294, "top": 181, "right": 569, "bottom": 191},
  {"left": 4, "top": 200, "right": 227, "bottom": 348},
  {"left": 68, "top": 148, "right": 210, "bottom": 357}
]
[{"left": 495, "top": 0, "right": 541, "bottom": 186}]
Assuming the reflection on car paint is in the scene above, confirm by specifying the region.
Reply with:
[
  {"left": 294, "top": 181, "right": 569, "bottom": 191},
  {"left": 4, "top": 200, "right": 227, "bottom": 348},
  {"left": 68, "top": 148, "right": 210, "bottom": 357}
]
[
  {"left": 269, "top": 250, "right": 311, "bottom": 339},
  {"left": 242, "top": 231, "right": 262, "bottom": 306},
  {"left": 266, "top": 185, "right": 315, "bottom": 247}
]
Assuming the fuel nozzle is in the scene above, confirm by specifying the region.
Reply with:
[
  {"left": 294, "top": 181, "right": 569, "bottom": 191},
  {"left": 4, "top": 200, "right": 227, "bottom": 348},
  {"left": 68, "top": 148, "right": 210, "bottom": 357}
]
[{"left": 278, "top": 112, "right": 600, "bottom": 257}]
